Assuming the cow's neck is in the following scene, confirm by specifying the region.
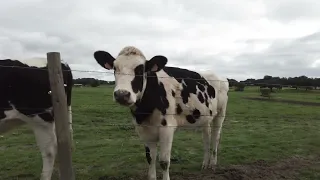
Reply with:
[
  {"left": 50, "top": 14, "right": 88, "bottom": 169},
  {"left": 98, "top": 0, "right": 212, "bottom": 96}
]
[{"left": 130, "top": 72, "right": 160, "bottom": 124}]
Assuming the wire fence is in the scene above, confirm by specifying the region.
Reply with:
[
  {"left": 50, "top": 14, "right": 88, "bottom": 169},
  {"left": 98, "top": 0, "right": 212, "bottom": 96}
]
[
  {"left": 1, "top": 63, "right": 319, "bottom": 129},
  {"left": 1, "top": 61, "right": 319, "bottom": 179},
  {"left": 1, "top": 63, "right": 319, "bottom": 86}
]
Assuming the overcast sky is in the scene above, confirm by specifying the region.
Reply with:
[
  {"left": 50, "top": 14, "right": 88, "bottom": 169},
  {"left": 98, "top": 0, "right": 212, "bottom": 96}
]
[{"left": 0, "top": 0, "right": 320, "bottom": 81}]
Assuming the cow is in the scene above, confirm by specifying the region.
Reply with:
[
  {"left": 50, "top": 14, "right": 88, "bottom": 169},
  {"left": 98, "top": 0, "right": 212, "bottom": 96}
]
[
  {"left": 93, "top": 46, "right": 229, "bottom": 180},
  {"left": 0, "top": 57, "right": 73, "bottom": 180}
]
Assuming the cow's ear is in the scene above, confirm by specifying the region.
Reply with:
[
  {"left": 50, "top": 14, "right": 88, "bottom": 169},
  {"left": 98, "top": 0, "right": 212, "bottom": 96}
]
[
  {"left": 145, "top": 55, "right": 168, "bottom": 72},
  {"left": 93, "top": 50, "right": 115, "bottom": 70}
]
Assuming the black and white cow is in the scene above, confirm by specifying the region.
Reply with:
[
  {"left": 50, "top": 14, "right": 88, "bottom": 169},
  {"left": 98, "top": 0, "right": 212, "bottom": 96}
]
[
  {"left": 93, "top": 46, "right": 229, "bottom": 180},
  {"left": 0, "top": 58, "right": 73, "bottom": 180}
]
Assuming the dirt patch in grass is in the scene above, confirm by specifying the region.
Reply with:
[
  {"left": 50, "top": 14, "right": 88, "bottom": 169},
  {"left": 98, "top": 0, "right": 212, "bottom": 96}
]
[
  {"left": 244, "top": 97, "right": 320, "bottom": 106},
  {"left": 99, "top": 155, "right": 320, "bottom": 180}
]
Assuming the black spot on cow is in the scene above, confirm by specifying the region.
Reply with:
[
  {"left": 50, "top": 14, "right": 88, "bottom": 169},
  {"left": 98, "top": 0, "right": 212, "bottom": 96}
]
[
  {"left": 158, "top": 82, "right": 169, "bottom": 115},
  {"left": 171, "top": 90, "right": 175, "bottom": 97},
  {"left": 186, "top": 109, "right": 201, "bottom": 124},
  {"left": 186, "top": 115, "right": 196, "bottom": 123},
  {"left": 204, "top": 93, "right": 208, "bottom": 100},
  {"left": 204, "top": 93, "right": 209, "bottom": 107},
  {"left": 46, "top": 152, "right": 53, "bottom": 159},
  {"left": 176, "top": 104, "right": 182, "bottom": 114},
  {"left": 130, "top": 72, "right": 170, "bottom": 124},
  {"left": 192, "top": 109, "right": 201, "bottom": 119},
  {"left": 205, "top": 101, "right": 209, "bottom": 107},
  {"left": 145, "top": 146, "right": 151, "bottom": 164},
  {"left": 131, "top": 64, "right": 144, "bottom": 94},
  {"left": 0, "top": 100, "right": 10, "bottom": 120},
  {"left": 0, "top": 111, "right": 6, "bottom": 119},
  {"left": 181, "top": 83, "right": 189, "bottom": 104},
  {"left": 38, "top": 112, "right": 54, "bottom": 122},
  {"left": 160, "top": 161, "right": 168, "bottom": 170},
  {"left": 197, "top": 92, "right": 205, "bottom": 103},
  {"left": 210, "top": 110, "right": 212, "bottom": 116},
  {"left": 197, "top": 84, "right": 205, "bottom": 92},
  {"left": 207, "top": 85, "right": 216, "bottom": 99},
  {"left": 162, "top": 67, "right": 216, "bottom": 106},
  {"left": 161, "top": 118, "right": 167, "bottom": 126}
]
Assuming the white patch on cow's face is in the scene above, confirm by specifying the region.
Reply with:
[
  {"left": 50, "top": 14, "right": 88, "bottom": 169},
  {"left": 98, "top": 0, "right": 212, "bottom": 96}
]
[{"left": 112, "top": 54, "right": 147, "bottom": 106}]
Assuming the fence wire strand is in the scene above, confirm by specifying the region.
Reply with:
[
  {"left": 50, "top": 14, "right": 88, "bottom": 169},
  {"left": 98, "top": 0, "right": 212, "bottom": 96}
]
[
  {"left": 2, "top": 107, "right": 318, "bottom": 123},
  {"left": 1, "top": 64, "right": 319, "bottom": 87}
]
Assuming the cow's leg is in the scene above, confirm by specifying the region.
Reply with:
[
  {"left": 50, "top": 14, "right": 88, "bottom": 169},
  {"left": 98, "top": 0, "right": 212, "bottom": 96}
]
[
  {"left": 30, "top": 117, "right": 57, "bottom": 180},
  {"left": 145, "top": 142, "right": 158, "bottom": 180},
  {"left": 209, "top": 108, "right": 226, "bottom": 170},
  {"left": 0, "top": 118, "right": 25, "bottom": 134},
  {"left": 158, "top": 125, "right": 175, "bottom": 180},
  {"left": 0, "top": 109, "right": 26, "bottom": 134},
  {"left": 201, "top": 121, "right": 211, "bottom": 169}
]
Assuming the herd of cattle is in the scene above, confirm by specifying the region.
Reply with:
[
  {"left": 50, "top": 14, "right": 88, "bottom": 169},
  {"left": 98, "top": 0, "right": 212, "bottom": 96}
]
[{"left": 0, "top": 46, "right": 229, "bottom": 180}]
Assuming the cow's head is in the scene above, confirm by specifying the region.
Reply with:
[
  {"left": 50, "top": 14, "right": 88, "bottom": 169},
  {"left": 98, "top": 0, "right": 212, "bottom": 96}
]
[{"left": 93, "top": 46, "right": 167, "bottom": 107}]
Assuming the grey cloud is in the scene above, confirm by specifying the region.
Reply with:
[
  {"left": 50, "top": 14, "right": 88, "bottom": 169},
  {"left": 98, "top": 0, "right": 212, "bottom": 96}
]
[
  {"left": 233, "top": 31, "right": 320, "bottom": 78},
  {"left": 264, "top": 0, "right": 320, "bottom": 22},
  {"left": 172, "top": 0, "right": 264, "bottom": 22},
  {"left": 70, "top": 64, "right": 114, "bottom": 81},
  {"left": 0, "top": 0, "right": 319, "bottom": 82}
]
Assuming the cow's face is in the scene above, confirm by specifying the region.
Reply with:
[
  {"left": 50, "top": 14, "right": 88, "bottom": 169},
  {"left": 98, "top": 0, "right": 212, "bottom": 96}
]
[{"left": 93, "top": 47, "right": 167, "bottom": 107}]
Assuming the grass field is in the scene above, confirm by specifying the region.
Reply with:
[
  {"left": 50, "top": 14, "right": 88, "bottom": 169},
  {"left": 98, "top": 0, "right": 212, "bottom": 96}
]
[{"left": 0, "top": 86, "right": 320, "bottom": 180}]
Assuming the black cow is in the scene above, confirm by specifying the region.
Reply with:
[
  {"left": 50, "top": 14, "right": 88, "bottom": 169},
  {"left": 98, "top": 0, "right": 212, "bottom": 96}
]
[{"left": 0, "top": 58, "right": 73, "bottom": 180}]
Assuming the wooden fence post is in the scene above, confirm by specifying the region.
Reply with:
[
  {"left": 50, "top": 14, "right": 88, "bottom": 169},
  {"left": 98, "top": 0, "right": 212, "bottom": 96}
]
[{"left": 47, "top": 52, "right": 75, "bottom": 180}]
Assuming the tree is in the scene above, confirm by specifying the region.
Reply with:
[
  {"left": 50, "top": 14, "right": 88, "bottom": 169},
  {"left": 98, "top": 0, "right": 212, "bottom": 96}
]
[
  {"left": 234, "top": 82, "right": 246, "bottom": 91},
  {"left": 90, "top": 79, "right": 100, "bottom": 87},
  {"left": 263, "top": 75, "right": 272, "bottom": 80},
  {"left": 227, "top": 78, "right": 238, "bottom": 87}
]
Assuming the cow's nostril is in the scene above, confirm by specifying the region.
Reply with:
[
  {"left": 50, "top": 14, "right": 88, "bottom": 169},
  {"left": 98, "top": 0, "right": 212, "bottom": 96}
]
[
  {"left": 123, "top": 91, "right": 131, "bottom": 98},
  {"left": 114, "top": 91, "right": 120, "bottom": 99},
  {"left": 114, "top": 90, "right": 130, "bottom": 101}
]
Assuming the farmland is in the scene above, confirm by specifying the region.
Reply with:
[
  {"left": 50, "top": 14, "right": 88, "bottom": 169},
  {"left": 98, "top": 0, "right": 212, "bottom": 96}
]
[{"left": 0, "top": 86, "right": 319, "bottom": 180}]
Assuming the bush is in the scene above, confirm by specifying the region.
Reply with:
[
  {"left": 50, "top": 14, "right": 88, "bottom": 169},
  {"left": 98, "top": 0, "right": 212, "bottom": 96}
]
[
  {"left": 234, "top": 82, "right": 246, "bottom": 91},
  {"left": 260, "top": 88, "right": 271, "bottom": 99},
  {"left": 305, "top": 86, "right": 313, "bottom": 90},
  {"left": 90, "top": 79, "right": 100, "bottom": 87}
]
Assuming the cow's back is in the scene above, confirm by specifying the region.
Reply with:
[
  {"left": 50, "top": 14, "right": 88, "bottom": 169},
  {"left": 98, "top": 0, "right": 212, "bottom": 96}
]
[
  {"left": 200, "top": 72, "right": 229, "bottom": 111},
  {"left": 0, "top": 59, "right": 52, "bottom": 117},
  {"left": 160, "top": 66, "right": 223, "bottom": 125},
  {"left": 0, "top": 59, "right": 73, "bottom": 120}
]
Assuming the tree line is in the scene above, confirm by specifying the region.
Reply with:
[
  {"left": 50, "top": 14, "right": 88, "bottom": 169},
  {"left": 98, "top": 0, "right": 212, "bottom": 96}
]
[
  {"left": 228, "top": 75, "right": 320, "bottom": 91},
  {"left": 73, "top": 78, "right": 115, "bottom": 87},
  {"left": 73, "top": 75, "right": 320, "bottom": 90}
]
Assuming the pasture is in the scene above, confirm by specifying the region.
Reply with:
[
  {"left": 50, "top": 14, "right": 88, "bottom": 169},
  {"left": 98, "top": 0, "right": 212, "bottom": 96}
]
[{"left": 0, "top": 85, "right": 319, "bottom": 180}]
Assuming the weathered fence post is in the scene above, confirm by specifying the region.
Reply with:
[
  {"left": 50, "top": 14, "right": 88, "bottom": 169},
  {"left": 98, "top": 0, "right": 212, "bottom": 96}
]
[{"left": 47, "top": 52, "right": 75, "bottom": 180}]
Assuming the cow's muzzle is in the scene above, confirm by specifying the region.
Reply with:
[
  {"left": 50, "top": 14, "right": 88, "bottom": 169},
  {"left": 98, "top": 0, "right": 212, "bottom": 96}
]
[{"left": 114, "top": 89, "right": 132, "bottom": 106}]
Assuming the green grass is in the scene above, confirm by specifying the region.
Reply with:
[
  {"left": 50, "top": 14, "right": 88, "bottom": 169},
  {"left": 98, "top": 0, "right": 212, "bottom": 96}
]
[{"left": 0, "top": 86, "right": 319, "bottom": 179}]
